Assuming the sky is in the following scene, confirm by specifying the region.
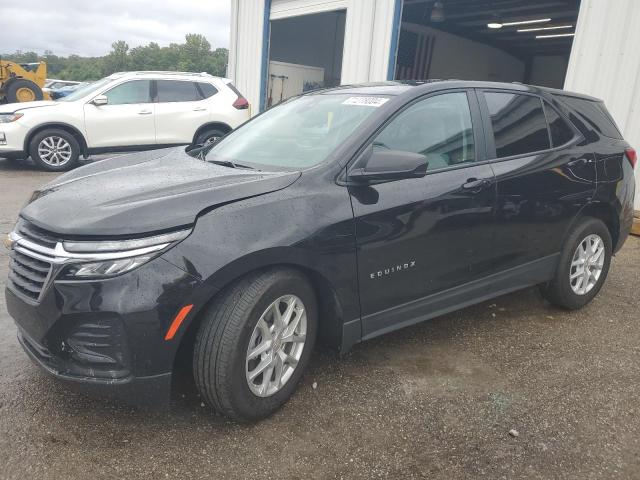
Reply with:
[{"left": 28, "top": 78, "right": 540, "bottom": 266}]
[{"left": 0, "top": 0, "right": 231, "bottom": 56}]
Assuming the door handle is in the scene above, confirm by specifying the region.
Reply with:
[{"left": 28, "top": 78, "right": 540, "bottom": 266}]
[
  {"left": 462, "top": 178, "right": 491, "bottom": 191},
  {"left": 567, "top": 158, "right": 590, "bottom": 167},
  {"left": 138, "top": 110, "right": 152, "bottom": 115},
  {"left": 193, "top": 107, "right": 207, "bottom": 112}
]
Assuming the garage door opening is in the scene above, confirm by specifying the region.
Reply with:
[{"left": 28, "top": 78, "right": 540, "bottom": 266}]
[
  {"left": 394, "top": 0, "right": 581, "bottom": 88},
  {"left": 267, "top": 10, "right": 346, "bottom": 108}
]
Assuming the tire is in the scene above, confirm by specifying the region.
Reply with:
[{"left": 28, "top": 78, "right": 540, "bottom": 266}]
[
  {"left": 28, "top": 129, "right": 80, "bottom": 171},
  {"left": 194, "top": 128, "right": 225, "bottom": 146},
  {"left": 6, "top": 79, "right": 44, "bottom": 103},
  {"left": 193, "top": 268, "right": 317, "bottom": 421},
  {"left": 540, "top": 217, "right": 612, "bottom": 310}
]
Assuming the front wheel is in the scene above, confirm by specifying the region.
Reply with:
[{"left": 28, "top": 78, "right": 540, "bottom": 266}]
[
  {"left": 193, "top": 268, "right": 317, "bottom": 421},
  {"left": 540, "top": 217, "right": 612, "bottom": 310},
  {"left": 29, "top": 129, "right": 80, "bottom": 171}
]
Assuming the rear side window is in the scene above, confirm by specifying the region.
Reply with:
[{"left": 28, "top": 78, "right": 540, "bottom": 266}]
[
  {"left": 559, "top": 96, "right": 622, "bottom": 139},
  {"left": 156, "top": 80, "right": 201, "bottom": 102},
  {"left": 484, "top": 92, "right": 550, "bottom": 158},
  {"left": 197, "top": 82, "right": 218, "bottom": 99},
  {"left": 543, "top": 102, "right": 575, "bottom": 147}
]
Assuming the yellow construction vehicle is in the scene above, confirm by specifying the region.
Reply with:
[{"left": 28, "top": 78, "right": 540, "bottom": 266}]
[{"left": 0, "top": 60, "right": 51, "bottom": 104}]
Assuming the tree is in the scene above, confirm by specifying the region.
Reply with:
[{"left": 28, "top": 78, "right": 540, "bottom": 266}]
[{"left": 1, "top": 35, "right": 228, "bottom": 81}]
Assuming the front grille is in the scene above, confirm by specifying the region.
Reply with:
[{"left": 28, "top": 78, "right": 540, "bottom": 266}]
[
  {"left": 7, "top": 219, "right": 59, "bottom": 302},
  {"left": 8, "top": 249, "right": 52, "bottom": 301}
]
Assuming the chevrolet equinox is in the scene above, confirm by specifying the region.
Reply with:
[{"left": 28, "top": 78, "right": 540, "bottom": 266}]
[{"left": 5, "top": 81, "right": 636, "bottom": 421}]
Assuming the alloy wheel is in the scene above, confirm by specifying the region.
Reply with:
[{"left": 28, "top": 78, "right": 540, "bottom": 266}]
[
  {"left": 246, "top": 294, "right": 307, "bottom": 397},
  {"left": 570, "top": 233, "right": 605, "bottom": 295},
  {"left": 37, "top": 136, "right": 72, "bottom": 166}
]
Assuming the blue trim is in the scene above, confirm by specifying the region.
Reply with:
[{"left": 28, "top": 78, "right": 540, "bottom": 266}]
[
  {"left": 386, "top": 0, "right": 403, "bottom": 80},
  {"left": 259, "top": 0, "right": 272, "bottom": 112}
]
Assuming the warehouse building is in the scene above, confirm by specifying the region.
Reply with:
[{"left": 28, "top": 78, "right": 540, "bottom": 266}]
[{"left": 228, "top": 0, "right": 640, "bottom": 209}]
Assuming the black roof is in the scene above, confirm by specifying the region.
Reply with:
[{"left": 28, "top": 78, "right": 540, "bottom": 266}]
[{"left": 313, "top": 80, "right": 601, "bottom": 103}]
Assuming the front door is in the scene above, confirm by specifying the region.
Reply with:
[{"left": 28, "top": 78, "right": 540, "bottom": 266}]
[
  {"left": 84, "top": 79, "right": 155, "bottom": 148},
  {"left": 349, "top": 91, "right": 496, "bottom": 338}
]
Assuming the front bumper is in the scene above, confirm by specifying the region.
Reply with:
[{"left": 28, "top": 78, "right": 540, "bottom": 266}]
[
  {"left": 0, "top": 120, "right": 28, "bottom": 155},
  {"left": 18, "top": 328, "right": 172, "bottom": 405},
  {"left": 6, "top": 254, "right": 204, "bottom": 405}
]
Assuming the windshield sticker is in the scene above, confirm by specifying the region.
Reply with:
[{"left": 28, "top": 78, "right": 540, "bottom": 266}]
[{"left": 342, "top": 96, "right": 389, "bottom": 107}]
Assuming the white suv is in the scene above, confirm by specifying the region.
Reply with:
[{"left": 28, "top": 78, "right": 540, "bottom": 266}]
[{"left": 0, "top": 71, "right": 250, "bottom": 171}]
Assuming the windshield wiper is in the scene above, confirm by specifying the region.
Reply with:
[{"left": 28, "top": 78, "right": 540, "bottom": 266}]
[{"left": 209, "top": 159, "right": 255, "bottom": 170}]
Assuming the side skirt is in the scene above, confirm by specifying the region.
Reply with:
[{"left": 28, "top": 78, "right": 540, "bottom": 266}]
[{"left": 357, "top": 253, "right": 560, "bottom": 342}]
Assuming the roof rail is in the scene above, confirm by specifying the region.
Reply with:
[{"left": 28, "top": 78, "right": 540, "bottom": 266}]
[{"left": 118, "top": 71, "right": 214, "bottom": 77}]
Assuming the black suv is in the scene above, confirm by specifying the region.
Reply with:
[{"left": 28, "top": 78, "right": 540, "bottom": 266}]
[{"left": 5, "top": 81, "right": 636, "bottom": 421}]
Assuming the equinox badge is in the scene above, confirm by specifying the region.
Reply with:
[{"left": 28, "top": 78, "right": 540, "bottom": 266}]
[{"left": 369, "top": 260, "right": 416, "bottom": 279}]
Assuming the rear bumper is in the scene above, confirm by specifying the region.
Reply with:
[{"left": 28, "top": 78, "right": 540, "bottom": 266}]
[{"left": 18, "top": 329, "right": 172, "bottom": 406}]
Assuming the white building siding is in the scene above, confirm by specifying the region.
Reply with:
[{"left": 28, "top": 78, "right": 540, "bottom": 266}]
[
  {"left": 227, "top": 0, "right": 267, "bottom": 115},
  {"left": 271, "top": 0, "right": 396, "bottom": 84},
  {"left": 565, "top": 0, "right": 640, "bottom": 209},
  {"left": 229, "top": 0, "right": 397, "bottom": 114}
]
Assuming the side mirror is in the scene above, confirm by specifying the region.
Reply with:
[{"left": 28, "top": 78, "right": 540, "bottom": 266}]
[
  {"left": 91, "top": 95, "right": 108, "bottom": 106},
  {"left": 348, "top": 145, "right": 428, "bottom": 184}
]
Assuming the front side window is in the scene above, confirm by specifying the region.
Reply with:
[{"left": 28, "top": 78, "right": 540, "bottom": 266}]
[
  {"left": 373, "top": 92, "right": 475, "bottom": 171},
  {"left": 485, "top": 92, "right": 550, "bottom": 158},
  {"left": 157, "top": 80, "right": 201, "bottom": 102},
  {"left": 104, "top": 80, "right": 152, "bottom": 105},
  {"left": 206, "top": 93, "right": 383, "bottom": 169}
]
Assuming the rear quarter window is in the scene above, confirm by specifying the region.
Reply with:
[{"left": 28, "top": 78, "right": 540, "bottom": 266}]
[{"left": 559, "top": 96, "right": 622, "bottom": 139}]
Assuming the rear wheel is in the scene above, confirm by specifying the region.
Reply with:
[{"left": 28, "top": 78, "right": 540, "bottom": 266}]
[
  {"left": 195, "top": 128, "right": 225, "bottom": 146},
  {"left": 6, "top": 79, "right": 44, "bottom": 103},
  {"left": 29, "top": 129, "right": 80, "bottom": 171},
  {"left": 540, "top": 217, "right": 612, "bottom": 310},
  {"left": 193, "top": 268, "right": 317, "bottom": 421}
]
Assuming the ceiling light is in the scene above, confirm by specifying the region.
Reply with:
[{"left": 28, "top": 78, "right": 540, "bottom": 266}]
[
  {"left": 518, "top": 24, "right": 573, "bottom": 32},
  {"left": 502, "top": 18, "right": 552, "bottom": 27},
  {"left": 536, "top": 33, "right": 576, "bottom": 39},
  {"left": 431, "top": 1, "right": 445, "bottom": 22}
]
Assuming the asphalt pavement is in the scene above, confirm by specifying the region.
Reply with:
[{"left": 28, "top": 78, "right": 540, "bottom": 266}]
[{"left": 0, "top": 156, "right": 639, "bottom": 479}]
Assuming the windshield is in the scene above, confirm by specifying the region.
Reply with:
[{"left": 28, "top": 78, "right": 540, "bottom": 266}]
[
  {"left": 58, "top": 78, "right": 111, "bottom": 102},
  {"left": 205, "top": 93, "right": 388, "bottom": 169}
]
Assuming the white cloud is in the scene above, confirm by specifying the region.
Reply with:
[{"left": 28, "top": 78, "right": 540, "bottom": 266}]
[{"left": 0, "top": 0, "right": 230, "bottom": 56}]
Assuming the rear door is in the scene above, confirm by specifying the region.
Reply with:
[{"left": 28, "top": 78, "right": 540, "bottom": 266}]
[
  {"left": 349, "top": 90, "right": 496, "bottom": 337},
  {"left": 83, "top": 80, "right": 155, "bottom": 148},
  {"left": 477, "top": 89, "right": 596, "bottom": 273},
  {"left": 154, "top": 80, "right": 215, "bottom": 145}
]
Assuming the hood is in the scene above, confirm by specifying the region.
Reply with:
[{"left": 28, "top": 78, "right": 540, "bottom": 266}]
[
  {"left": 0, "top": 101, "right": 59, "bottom": 113},
  {"left": 21, "top": 147, "right": 301, "bottom": 236}
]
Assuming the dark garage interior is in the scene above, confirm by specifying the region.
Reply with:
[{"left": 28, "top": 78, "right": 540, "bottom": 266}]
[{"left": 395, "top": 0, "right": 581, "bottom": 88}]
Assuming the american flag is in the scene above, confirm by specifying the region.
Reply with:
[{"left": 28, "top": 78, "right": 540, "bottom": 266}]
[{"left": 395, "top": 30, "right": 437, "bottom": 80}]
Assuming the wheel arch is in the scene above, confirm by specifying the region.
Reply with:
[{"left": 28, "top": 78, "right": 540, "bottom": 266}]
[
  {"left": 192, "top": 122, "right": 233, "bottom": 144},
  {"left": 172, "top": 259, "right": 348, "bottom": 377},
  {"left": 562, "top": 201, "right": 620, "bottom": 253},
  {"left": 24, "top": 123, "right": 89, "bottom": 156}
]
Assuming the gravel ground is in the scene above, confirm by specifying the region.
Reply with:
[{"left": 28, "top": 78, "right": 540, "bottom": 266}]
[{"left": 0, "top": 156, "right": 639, "bottom": 479}]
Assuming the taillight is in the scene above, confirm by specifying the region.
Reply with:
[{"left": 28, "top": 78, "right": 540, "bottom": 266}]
[
  {"left": 232, "top": 96, "right": 249, "bottom": 110},
  {"left": 625, "top": 147, "right": 637, "bottom": 168}
]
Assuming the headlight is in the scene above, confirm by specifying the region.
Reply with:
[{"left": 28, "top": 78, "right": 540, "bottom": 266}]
[
  {"left": 0, "top": 113, "right": 23, "bottom": 123},
  {"left": 60, "top": 229, "right": 191, "bottom": 279}
]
